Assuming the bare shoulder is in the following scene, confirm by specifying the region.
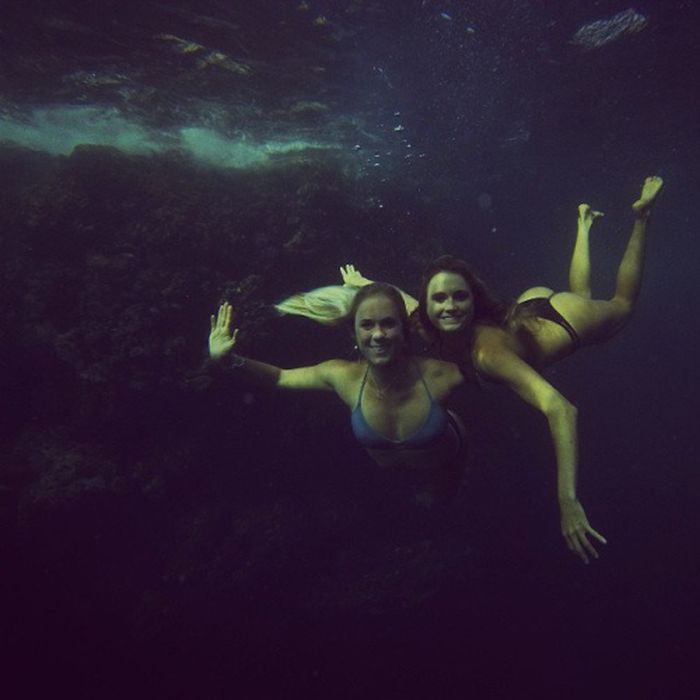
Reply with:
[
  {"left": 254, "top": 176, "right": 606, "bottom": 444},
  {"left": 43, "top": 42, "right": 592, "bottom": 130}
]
[
  {"left": 315, "top": 358, "right": 360, "bottom": 380},
  {"left": 416, "top": 355, "right": 450, "bottom": 374},
  {"left": 473, "top": 323, "right": 510, "bottom": 345},
  {"left": 316, "top": 358, "right": 356, "bottom": 371},
  {"left": 416, "top": 356, "right": 464, "bottom": 390},
  {"left": 277, "top": 358, "right": 358, "bottom": 405},
  {"left": 472, "top": 325, "right": 514, "bottom": 365},
  {"left": 471, "top": 335, "right": 534, "bottom": 385}
]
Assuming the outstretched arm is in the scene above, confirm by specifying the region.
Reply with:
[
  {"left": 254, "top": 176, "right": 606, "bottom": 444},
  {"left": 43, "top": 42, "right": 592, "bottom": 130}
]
[
  {"left": 474, "top": 346, "right": 607, "bottom": 563},
  {"left": 208, "top": 302, "right": 343, "bottom": 392},
  {"left": 340, "top": 264, "right": 419, "bottom": 315}
]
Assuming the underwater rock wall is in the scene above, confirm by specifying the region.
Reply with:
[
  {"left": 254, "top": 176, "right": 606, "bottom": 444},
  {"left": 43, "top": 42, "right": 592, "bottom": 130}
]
[{"left": 0, "top": 144, "right": 455, "bottom": 645}]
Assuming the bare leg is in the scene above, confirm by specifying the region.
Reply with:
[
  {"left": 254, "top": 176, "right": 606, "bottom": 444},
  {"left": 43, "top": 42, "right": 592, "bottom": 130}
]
[
  {"left": 549, "top": 177, "right": 664, "bottom": 347},
  {"left": 613, "top": 176, "right": 664, "bottom": 307},
  {"left": 568, "top": 204, "right": 604, "bottom": 298}
]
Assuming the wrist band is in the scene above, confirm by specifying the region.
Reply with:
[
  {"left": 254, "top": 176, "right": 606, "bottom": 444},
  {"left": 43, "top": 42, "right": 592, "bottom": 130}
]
[{"left": 230, "top": 353, "right": 246, "bottom": 368}]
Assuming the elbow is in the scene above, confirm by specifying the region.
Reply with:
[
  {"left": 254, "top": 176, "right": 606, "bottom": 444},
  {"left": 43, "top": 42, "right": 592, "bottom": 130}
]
[
  {"left": 564, "top": 400, "right": 578, "bottom": 423},
  {"left": 473, "top": 346, "right": 497, "bottom": 378},
  {"left": 473, "top": 346, "right": 489, "bottom": 368},
  {"left": 545, "top": 394, "right": 577, "bottom": 422}
]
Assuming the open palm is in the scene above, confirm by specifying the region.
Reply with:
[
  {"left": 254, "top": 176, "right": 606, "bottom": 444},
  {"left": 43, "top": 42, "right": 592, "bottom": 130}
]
[
  {"left": 209, "top": 302, "right": 239, "bottom": 360},
  {"left": 340, "top": 263, "right": 372, "bottom": 288}
]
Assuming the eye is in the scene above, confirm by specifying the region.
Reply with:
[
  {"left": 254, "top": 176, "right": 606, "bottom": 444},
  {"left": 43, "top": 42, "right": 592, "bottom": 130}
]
[
  {"left": 359, "top": 320, "right": 374, "bottom": 329},
  {"left": 431, "top": 293, "right": 447, "bottom": 302},
  {"left": 381, "top": 318, "right": 398, "bottom": 329},
  {"left": 453, "top": 290, "right": 471, "bottom": 301}
]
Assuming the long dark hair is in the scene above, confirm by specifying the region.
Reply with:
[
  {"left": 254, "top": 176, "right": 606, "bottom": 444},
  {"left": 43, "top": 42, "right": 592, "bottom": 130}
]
[
  {"left": 414, "top": 255, "right": 509, "bottom": 344},
  {"left": 347, "top": 282, "right": 412, "bottom": 349}
]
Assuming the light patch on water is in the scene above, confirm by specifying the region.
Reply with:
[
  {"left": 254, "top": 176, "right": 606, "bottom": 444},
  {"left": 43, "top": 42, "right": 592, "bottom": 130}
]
[
  {"left": 0, "top": 106, "right": 156, "bottom": 155},
  {"left": 179, "top": 127, "right": 329, "bottom": 168},
  {"left": 0, "top": 105, "right": 336, "bottom": 169}
]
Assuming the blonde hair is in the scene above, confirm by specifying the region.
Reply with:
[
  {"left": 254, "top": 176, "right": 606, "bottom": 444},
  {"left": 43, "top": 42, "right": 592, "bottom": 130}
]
[{"left": 274, "top": 285, "right": 358, "bottom": 326}]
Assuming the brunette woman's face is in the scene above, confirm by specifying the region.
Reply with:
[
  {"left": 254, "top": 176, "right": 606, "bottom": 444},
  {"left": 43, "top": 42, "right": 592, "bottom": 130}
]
[
  {"left": 354, "top": 295, "right": 405, "bottom": 365},
  {"left": 426, "top": 271, "right": 474, "bottom": 333}
]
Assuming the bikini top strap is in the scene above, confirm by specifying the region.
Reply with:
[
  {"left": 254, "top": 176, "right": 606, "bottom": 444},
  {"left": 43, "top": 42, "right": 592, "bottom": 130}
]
[
  {"left": 354, "top": 363, "right": 371, "bottom": 409},
  {"left": 413, "top": 360, "right": 434, "bottom": 401}
]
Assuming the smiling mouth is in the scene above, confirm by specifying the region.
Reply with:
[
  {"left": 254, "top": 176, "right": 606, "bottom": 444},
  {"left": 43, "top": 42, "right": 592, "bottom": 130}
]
[{"left": 368, "top": 344, "right": 393, "bottom": 356}]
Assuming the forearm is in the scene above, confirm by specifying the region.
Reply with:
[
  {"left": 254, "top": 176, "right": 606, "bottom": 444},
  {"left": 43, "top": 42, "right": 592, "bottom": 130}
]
[
  {"left": 206, "top": 354, "right": 282, "bottom": 388},
  {"left": 546, "top": 400, "right": 579, "bottom": 503},
  {"left": 486, "top": 350, "right": 583, "bottom": 508}
]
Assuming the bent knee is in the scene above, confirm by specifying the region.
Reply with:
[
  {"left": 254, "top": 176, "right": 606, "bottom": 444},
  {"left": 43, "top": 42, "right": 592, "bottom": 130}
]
[
  {"left": 583, "top": 298, "right": 633, "bottom": 344},
  {"left": 547, "top": 394, "right": 577, "bottom": 419},
  {"left": 610, "top": 297, "right": 634, "bottom": 325}
]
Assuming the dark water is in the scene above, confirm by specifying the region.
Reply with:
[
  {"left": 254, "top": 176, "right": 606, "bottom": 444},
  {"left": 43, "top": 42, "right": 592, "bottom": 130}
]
[{"left": 1, "top": 1, "right": 699, "bottom": 697}]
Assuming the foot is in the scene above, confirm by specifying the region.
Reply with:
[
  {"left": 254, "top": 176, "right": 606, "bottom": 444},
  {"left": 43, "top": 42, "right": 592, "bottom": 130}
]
[
  {"left": 577, "top": 203, "right": 605, "bottom": 233},
  {"left": 632, "top": 176, "right": 664, "bottom": 218}
]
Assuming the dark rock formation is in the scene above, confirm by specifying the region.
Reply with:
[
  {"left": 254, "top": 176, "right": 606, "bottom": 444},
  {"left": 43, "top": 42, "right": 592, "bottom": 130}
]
[{"left": 1, "top": 144, "right": 478, "bottom": 693}]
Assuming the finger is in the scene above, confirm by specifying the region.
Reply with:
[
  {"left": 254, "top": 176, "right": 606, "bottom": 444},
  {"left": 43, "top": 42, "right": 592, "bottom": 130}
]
[
  {"left": 579, "top": 533, "right": 599, "bottom": 561},
  {"left": 567, "top": 534, "right": 589, "bottom": 564},
  {"left": 587, "top": 526, "right": 607, "bottom": 544},
  {"left": 232, "top": 328, "right": 239, "bottom": 344},
  {"left": 576, "top": 546, "right": 589, "bottom": 564},
  {"left": 225, "top": 304, "right": 233, "bottom": 329},
  {"left": 564, "top": 533, "right": 578, "bottom": 555},
  {"left": 592, "top": 210, "right": 605, "bottom": 218},
  {"left": 219, "top": 302, "right": 230, "bottom": 323},
  {"left": 210, "top": 314, "right": 216, "bottom": 331}
]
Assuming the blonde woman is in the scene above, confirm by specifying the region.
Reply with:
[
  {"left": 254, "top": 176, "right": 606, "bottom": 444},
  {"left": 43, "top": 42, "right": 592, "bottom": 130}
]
[{"left": 209, "top": 283, "right": 468, "bottom": 505}]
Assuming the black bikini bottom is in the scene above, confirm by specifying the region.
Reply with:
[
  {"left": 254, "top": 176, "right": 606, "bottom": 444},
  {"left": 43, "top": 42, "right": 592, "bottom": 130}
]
[{"left": 517, "top": 296, "right": 581, "bottom": 348}]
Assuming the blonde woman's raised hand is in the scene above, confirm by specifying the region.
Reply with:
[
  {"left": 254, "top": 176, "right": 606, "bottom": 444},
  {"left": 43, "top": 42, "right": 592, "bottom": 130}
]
[
  {"left": 209, "top": 302, "right": 239, "bottom": 360},
  {"left": 340, "top": 264, "right": 373, "bottom": 288}
]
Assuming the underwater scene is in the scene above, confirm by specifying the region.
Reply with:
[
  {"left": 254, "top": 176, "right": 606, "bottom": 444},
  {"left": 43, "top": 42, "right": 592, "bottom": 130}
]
[{"left": 1, "top": 1, "right": 699, "bottom": 697}]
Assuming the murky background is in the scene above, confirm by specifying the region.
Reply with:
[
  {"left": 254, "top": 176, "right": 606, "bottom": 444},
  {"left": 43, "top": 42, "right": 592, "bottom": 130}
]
[{"left": 1, "top": 2, "right": 699, "bottom": 697}]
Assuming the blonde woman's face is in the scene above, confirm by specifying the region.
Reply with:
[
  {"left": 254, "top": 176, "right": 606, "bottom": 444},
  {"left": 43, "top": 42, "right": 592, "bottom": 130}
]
[
  {"left": 426, "top": 272, "right": 474, "bottom": 333},
  {"left": 354, "top": 295, "right": 405, "bottom": 365}
]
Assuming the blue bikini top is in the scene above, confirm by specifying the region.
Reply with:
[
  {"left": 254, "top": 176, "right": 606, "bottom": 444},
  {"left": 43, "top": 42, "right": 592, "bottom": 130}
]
[{"left": 351, "top": 364, "right": 449, "bottom": 450}]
